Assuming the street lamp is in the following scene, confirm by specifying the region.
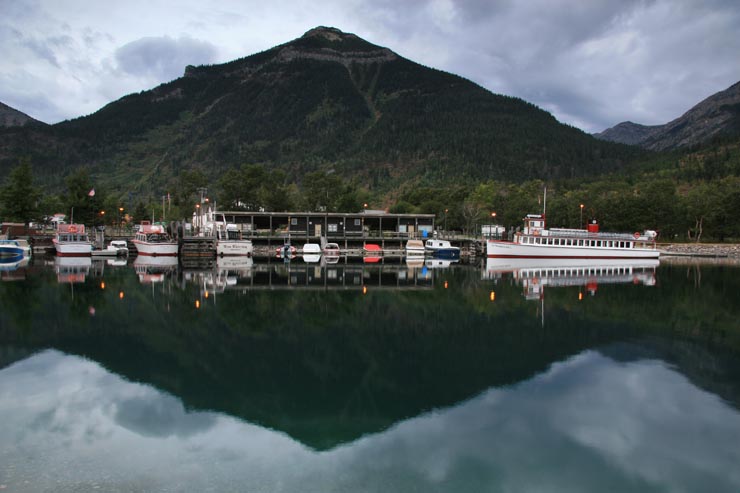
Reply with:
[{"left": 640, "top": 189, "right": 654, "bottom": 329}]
[
  {"left": 118, "top": 207, "right": 124, "bottom": 235},
  {"left": 580, "top": 204, "right": 584, "bottom": 229},
  {"left": 491, "top": 212, "right": 497, "bottom": 238},
  {"left": 444, "top": 208, "right": 448, "bottom": 235}
]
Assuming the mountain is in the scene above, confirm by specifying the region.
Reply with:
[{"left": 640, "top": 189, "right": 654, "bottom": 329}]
[
  {"left": 0, "top": 26, "right": 637, "bottom": 195},
  {"left": 595, "top": 81, "right": 740, "bottom": 151},
  {"left": 0, "top": 101, "right": 43, "bottom": 127}
]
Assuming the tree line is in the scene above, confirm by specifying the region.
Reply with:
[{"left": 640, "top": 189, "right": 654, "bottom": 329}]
[{"left": 2, "top": 157, "right": 739, "bottom": 242}]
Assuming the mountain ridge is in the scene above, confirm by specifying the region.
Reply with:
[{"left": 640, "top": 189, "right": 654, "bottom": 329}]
[
  {"left": 1, "top": 26, "right": 637, "bottom": 196},
  {"left": 595, "top": 80, "right": 740, "bottom": 150}
]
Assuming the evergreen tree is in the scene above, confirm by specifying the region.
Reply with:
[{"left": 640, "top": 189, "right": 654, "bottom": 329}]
[{"left": 0, "top": 158, "right": 42, "bottom": 224}]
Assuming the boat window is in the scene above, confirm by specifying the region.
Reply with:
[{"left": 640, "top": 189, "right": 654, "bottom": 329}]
[{"left": 597, "top": 241, "right": 602, "bottom": 247}]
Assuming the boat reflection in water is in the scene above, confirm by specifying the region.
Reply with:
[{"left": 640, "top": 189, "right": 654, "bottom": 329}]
[
  {"left": 134, "top": 255, "right": 178, "bottom": 284},
  {"left": 484, "top": 257, "right": 659, "bottom": 300},
  {"left": 184, "top": 258, "right": 438, "bottom": 293},
  {"left": 54, "top": 256, "right": 92, "bottom": 284}
]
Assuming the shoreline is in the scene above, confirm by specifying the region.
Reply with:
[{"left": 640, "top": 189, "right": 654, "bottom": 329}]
[{"left": 659, "top": 243, "right": 740, "bottom": 258}]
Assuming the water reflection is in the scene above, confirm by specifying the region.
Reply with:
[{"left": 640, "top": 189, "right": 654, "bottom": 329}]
[
  {"left": 2, "top": 347, "right": 739, "bottom": 492},
  {"left": 484, "top": 258, "right": 659, "bottom": 300}
]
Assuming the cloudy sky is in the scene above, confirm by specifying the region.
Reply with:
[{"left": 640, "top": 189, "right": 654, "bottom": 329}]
[{"left": 2, "top": 0, "right": 739, "bottom": 133}]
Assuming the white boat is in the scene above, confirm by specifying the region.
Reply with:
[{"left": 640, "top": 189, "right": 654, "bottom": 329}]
[
  {"left": 91, "top": 240, "right": 129, "bottom": 257},
  {"left": 0, "top": 238, "right": 31, "bottom": 257},
  {"left": 132, "top": 222, "right": 178, "bottom": 257},
  {"left": 302, "top": 243, "right": 322, "bottom": 255},
  {"left": 424, "top": 258, "right": 458, "bottom": 269},
  {"left": 216, "top": 223, "right": 253, "bottom": 256},
  {"left": 405, "top": 239, "right": 425, "bottom": 255},
  {"left": 424, "top": 239, "right": 460, "bottom": 259},
  {"left": 486, "top": 214, "right": 660, "bottom": 259},
  {"left": 53, "top": 224, "right": 93, "bottom": 257}
]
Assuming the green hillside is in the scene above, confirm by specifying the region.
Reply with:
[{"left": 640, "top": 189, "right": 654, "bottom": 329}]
[{"left": 0, "top": 26, "right": 638, "bottom": 197}]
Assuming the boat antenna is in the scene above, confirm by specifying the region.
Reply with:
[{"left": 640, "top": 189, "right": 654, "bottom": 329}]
[{"left": 543, "top": 185, "right": 547, "bottom": 218}]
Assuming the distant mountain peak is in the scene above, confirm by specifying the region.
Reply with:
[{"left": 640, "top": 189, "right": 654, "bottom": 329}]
[
  {"left": 0, "top": 101, "right": 43, "bottom": 127},
  {"left": 596, "top": 80, "right": 740, "bottom": 150},
  {"left": 302, "top": 26, "right": 356, "bottom": 41}
]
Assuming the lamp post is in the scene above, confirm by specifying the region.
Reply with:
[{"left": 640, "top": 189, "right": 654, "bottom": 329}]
[
  {"left": 195, "top": 203, "right": 201, "bottom": 235},
  {"left": 491, "top": 212, "right": 497, "bottom": 238},
  {"left": 444, "top": 208, "right": 448, "bottom": 236},
  {"left": 118, "top": 207, "right": 124, "bottom": 235},
  {"left": 580, "top": 204, "right": 584, "bottom": 229}
]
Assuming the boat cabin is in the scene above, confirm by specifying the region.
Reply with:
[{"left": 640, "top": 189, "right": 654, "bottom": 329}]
[{"left": 523, "top": 215, "right": 545, "bottom": 235}]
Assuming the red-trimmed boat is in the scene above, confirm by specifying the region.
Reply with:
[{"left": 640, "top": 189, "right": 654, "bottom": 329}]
[
  {"left": 53, "top": 224, "right": 93, "bottom": 257},
  {"left": 487, "top": 215, "right": 660, "bottom": 259},
  {"left": 132, "top": 221, "right": 178, "bottom": 257}
]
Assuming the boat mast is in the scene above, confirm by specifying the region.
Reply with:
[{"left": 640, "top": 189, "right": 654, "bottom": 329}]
[{"left": 543, "top": 186, "right": 547, "bottom": 227}]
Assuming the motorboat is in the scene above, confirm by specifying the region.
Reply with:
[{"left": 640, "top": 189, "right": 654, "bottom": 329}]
[
  {"left": 405, "top": 239, "right": 425, "bottom": 256},
  {"left": 53, "top": 224, "right": 93, "bottom": 257},
  {"left": 302, "top": 243, "right": 322, "bottom": 255},
  {"left": 92, "top": 240, "right": 129, "bottom": 257},
  {"left": 424, "top": 239, "right": 460, "bottom": 259},
  {"left": 323, "top": 243, "right": 341, "bottom": 256},
  {"left": 0, "top": 238, "right": 31, "bottom": 257},
  {"left": 363, "top": 243, "right": 383, "bottom": 256},
  {"left": 132, "top": 222, "right": 178, "bottom": 257}
]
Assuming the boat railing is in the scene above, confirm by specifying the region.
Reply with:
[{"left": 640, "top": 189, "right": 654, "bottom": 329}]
[{"left": 544, "top": 228, "right": 654, "bottom": 241}]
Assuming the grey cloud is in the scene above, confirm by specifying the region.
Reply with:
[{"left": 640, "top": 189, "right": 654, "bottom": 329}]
[{"left": 115, "top": 35, "right": 219, "bottom": 80}]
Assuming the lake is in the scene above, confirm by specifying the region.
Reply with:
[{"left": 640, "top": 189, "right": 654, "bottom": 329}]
[{"left": 1, "top": 255, "right": 740, "bottom": 492}]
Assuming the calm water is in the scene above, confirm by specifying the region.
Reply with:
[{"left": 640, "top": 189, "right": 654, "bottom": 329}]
[{"left": 2, "top": 255, "right": 740, "bottom": 492}]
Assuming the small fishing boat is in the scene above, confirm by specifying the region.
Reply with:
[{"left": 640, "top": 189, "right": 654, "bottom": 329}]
[
  {"left": 363, "top": 243, "right": 383, "bottom": 256},
  {"left": 91, "top": 240, "right": 129, "bottom": 257},
  {"left": 302, "top": 243, "right": 322, "bottom": 255},
  {"left": 405, "top": 239, "right": 425, "bottom": 256},
  {"left": 425, "top": 239, "right": 460, "bottom": 259},
  {"left": 276, "top": 244, "right": 297, "bottom": 258},
  {"left": 53, "top": 224, "right": 93, "bottom": 257},
  {"left": 132, "top": 222, "right": 178, "bottom": 257},
  {"left": 323, "top": 243, "right": 341, "bottom": 256}
]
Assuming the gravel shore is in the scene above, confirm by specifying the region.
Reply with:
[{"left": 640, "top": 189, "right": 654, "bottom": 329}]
[{"left": 659, "top": 243, "right": 740, "bottom": 258}]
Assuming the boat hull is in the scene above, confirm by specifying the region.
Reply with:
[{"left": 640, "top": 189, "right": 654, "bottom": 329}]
[
  {"left": 486, "top": 240, "right": 660, "bottom": 259},
  {"left": 217, "top": 240, "right": 253, "bottom": 256},
  {"left": 132, "top": 240, "right": 178, "bottom": 256},
  {"left": 53, "top": 240, "right": 93, "bottom": 257}
]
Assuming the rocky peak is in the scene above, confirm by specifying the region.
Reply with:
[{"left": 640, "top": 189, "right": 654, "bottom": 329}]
[
  {"left": 595, "top": 80, "right": 740, "bottom": 151},
  {"left": 302, "top": 26, "right": 357, "bottom": 42}
]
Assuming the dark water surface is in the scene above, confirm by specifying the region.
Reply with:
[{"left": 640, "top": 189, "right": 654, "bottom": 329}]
[{"left": 1, "top": 256, "right": 740, "bottom": 492}]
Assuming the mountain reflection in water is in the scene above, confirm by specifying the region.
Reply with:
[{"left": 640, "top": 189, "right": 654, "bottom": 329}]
[
  {"left": 1, "top": 346, "right": 739, "bottom": 493},
  {"left": 1, "top": 258, "right": 740, "bottom": 491}
]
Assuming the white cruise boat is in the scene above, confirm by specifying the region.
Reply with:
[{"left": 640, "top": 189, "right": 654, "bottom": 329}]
[
  {"left": 487, "top": 215, "right": 659, "bottom": 259},
  {"left": 132, "top": 222, "right": 178, "bottom": 257},
  {"left": 53, "top": 224, "right": 93, "bottom": 257}
]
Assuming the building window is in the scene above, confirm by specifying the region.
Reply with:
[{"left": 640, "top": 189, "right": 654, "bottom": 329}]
[
  {"left": 291, "top": 218, "right": 298, "bottom": 226},
  {"left": 328, "top": 223, "right": 338, "bottom": 233},
  {"left": 354, "top": 219, "right": 361, "bottom": 226}
]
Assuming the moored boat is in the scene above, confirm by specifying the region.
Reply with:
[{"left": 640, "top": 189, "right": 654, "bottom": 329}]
[
  {"left": 424, "top": 239, "right": 460, "bottom": 259},
  {"left": 53, "top": 224, "right": 93, "bottom": 257},
  {"left": 486, "top": 215, "right": 659, "bottom": 259},
  {"left": 302, "top": 243, "right": 322, "bottom": 255},
  {"left": 132, "top": 222, "right": 178, "bottom": 257},
  {"left": 363, "top": 243, "right": 383, "bottom": 256},
  {"left": 91, "top": 240, "right": 129, "bottom": 257},
  {"left": 323, "top": 243, "right": 341, "bottom": 256},
  {"left": 215, "top": 223, "right": 253, "bottom": 256},
  {"left": 405, "top": 239, "right": 425, "bottom": 256},
  {"left": 0, "top": 238, "right": 31, "bottom": 257}
]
